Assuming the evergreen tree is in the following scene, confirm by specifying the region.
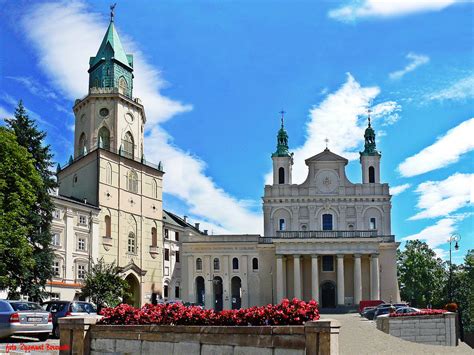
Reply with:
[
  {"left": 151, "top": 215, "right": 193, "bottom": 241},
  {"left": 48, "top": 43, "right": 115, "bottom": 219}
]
[
  {"left": 0, "top": 128, "right": 43, "bottom": 298},
  {"left": 397, "top": 240, "right": 447, "bottom": 307},
  {"left": 81, "top": 258, "right": 130, "bottom": 311},
  {"left": 6, "top": 101, "right": 56, "bottom": 300}
]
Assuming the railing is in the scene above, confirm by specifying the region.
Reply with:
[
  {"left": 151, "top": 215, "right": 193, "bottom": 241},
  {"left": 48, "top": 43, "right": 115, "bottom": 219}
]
[
  {"left": 58, "top": 145, "right": 164, "bottom": 172},
  {"left": 258, "top": 237, "right": 274, "bottom": 244},
  {"left": 270, "top": 230, "right": 395, "bottom": 242}
]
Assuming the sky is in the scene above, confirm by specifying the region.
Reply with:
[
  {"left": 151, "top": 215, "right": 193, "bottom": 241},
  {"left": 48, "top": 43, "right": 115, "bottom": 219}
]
[{"left": 0, "top": 0, "right": 472, "bottom": 263}]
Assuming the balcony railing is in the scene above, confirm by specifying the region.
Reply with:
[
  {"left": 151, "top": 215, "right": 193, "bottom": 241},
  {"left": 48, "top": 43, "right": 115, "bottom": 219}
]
[{"left": 275, "top": 230, "right": 394, "bottom": 240}]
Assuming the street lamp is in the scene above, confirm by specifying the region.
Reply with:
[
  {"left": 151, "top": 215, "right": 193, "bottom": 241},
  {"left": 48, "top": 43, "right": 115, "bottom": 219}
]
[{"left": 448, "top": 234, "right": 461, "bottom": 302}]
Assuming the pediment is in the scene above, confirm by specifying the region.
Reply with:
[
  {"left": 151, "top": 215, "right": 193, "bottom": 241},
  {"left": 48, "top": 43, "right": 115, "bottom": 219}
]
[
  {"left": 119, "top": 261, "right": 147, "bottom": 276},
  {"left": 305, "top": 149, "right": 348, "bottom": 165}
]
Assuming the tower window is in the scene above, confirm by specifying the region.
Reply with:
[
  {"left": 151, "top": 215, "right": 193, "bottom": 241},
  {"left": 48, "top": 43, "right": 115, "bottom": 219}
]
[
  {"left": 122, "top": 131, "right": 134, "bottom": 159},
  {"left": 252, "top": 258, "right": 259, "bottom": 270},
  {"left": 127, "top": 170, "right": 138, "bottom": 193},
  {"left": 279, "top": 218, "right": 286, "bottom": 231},
  {"left": 322, "top": 214, "right": 333, "bottom": 231},
  {"left": 118, "top": 76, "right": 128, "bottom": 95},
  {"left": 214, "top": 258, "right": 220, "bottom": 270},
  {"left": 278, "top": 167, "right": 285, "bottom": 184},
  {"left": 369, "top": 166, "right": 375, "bottom": 183},
  {"left": 196, "top": 258, "right": 202, "bottom": 271},
  {"left": 128, "top": 232, "right": 136, "bottom": 254},
  {"left": 232, "top": 257, "right": 239, "bottom": 270},
  {"left": 98, "top": 126, "right": 110, "bottom": 149}
]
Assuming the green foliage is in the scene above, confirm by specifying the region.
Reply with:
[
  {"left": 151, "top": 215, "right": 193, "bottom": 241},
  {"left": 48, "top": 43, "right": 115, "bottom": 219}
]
[
  {"left": 81, "top": 258, "right": 130, "bottom": 309},
  {"left": 450, "top": 250, "right": 474, "bottom": 332},
  {"left": 5, "top": 101, "right": 57, "bottom": 300},
  {"left": 397, "top": 240, "right": 447, "bottom": 307},
  {"left": 0, "top": 127, "right": 43, "bottom": 298}
]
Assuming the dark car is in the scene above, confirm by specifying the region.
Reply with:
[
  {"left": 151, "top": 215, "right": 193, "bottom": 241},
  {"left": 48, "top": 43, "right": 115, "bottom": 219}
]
[
  {"left": 363, "top": 307, "right": 378, "bottom": 320},
  {"left": 0, "top": 300, "right": 52, "bottom": 340},
  {"left": 42, "top": 301, "right": 97, "bottom": 338},
  {"left": 374, "top": 305, "right": 396, "bottom": 319}
]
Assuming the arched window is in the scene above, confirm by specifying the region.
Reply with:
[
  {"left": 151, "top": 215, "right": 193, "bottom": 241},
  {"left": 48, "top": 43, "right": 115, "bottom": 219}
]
[
  {"left": 322, "top": 214, "right": 333, "bottom": 231},
  {"left": 252, "top": 258, "right": 259, "bottom": 270},
  {"left": 213, "top": 258, "right": 220, "bottom": 270},
  {"left": 151, "top": 179, "right": 158, "bottom": 199},
  {"left": 118, "top": 76, "right": 128, "bottom": 95},
  {"left": 278, "top": 167, "right": 285, "bottom": 184},
  {"left": 196, "top": 258, "right": 203, "bottom": 271},
  {"left": 105, "top": 162, "right": 112, "bottom": 184},
  {"left": 122, "top": 131, "right": 134, "bottom": 159},
  {"left": 128, "top": 232, "right": 136, "bottom": 253},
  {"left": 369, "top": 166, "right": 375, "bottom": 183},
  {"left": 151, "top": 227, "right": 157, "bottom": 247},
  {"left": 105, "top": 215, "right": 111, "bottom": 238},
  {"left": 232, "top": 257, "right": 239, "bottom": 270},
  {"left": 78, "top": 132, "right": 87, "bottom": 155},
  {"left": 127, "top": 170, "right": 138, "bottom": 193},
  {"left": 93, "top": 78, "right": 99, "bottom": 87},
  {"left": 98, "top": 126, "right": 110, "bottom": 150},
  {"left": 279, "top": 218, "right": 286, "bottom": 231}
]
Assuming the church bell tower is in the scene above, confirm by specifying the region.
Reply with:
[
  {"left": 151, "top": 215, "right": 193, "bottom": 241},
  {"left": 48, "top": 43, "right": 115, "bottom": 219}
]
[
  {"left": 272, "top": 111, "right": 293, "bottom": 185},
  {"left": 360, "top": 111, "right": 381, "bottom": 184}
]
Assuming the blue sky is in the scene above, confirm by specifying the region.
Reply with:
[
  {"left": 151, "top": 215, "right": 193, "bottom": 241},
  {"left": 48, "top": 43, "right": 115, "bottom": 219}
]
[{"left": 0, "top": 0, "right": 472, "bottom": 263}]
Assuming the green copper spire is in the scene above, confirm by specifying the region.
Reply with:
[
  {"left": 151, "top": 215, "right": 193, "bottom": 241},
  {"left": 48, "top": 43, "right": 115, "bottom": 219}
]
[
  {"left": 88, "top": 5, "right": 134, "bottom": 97},
  {"left": 360, "top": 110, "right": 380, "bottom": 156},
  {"left": 272, "top": 110, "right": 291, "bottom": 157}
]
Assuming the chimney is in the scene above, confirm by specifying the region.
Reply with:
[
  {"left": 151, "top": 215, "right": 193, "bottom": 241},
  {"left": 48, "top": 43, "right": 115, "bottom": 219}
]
[
  {"left": 204, "top": 230, "right": 208, "bottom": 235},
  {"left": 183, "top": 215, "right": 188, "bottom": 223},
  {"left": 195, "top": 222, "right": 200, "bottom": 230}
]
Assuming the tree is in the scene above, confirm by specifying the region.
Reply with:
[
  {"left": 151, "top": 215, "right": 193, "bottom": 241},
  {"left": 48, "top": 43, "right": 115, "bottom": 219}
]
[
  {"left": 451, "top": 250, "right": 474, "bottom": 333},
  {"left": 0, "top": 127, "right": 43, "bottom": 298},
  {"left": 6, "top": 101, "right": 57, "bottom": 301},
  {"left": 397, "top": 240, "right": 447, "bottom": 307},
  {"left": 81, "top": 258, "right": 130, "bottom": 310}
]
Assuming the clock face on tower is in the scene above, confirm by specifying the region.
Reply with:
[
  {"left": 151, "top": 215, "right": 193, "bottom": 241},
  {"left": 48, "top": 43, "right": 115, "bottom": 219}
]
[{"left": 315, "top": 170, "right": 339, "bottom": 193}]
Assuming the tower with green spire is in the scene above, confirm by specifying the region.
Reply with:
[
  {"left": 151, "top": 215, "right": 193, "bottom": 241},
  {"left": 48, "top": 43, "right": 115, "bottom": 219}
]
[
  {"left": 360, "top": 111, "right": 381, "bottom": 183},
  {"left": 88, "top": 10, "right": 134, "bottom": 98},
  {"left": 272, "top": 111, "right": 293, "bottom": 185}
]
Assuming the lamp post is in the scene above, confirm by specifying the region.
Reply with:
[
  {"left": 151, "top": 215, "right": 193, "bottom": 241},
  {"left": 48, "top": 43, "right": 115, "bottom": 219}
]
[{"left": 448, "top": 234, "right": 461, "bottom": 302}]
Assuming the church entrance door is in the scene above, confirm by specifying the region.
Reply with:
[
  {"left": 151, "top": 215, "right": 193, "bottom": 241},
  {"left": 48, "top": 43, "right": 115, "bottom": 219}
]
[
  {"left": 213, "top": 276, "right": 223, "bottom": 311},
  {"left": 321, "top": 281, "right": 336, "bottom": 308},
  {"left": 123, "top": 273, "right": 140, "bottom": 307}
]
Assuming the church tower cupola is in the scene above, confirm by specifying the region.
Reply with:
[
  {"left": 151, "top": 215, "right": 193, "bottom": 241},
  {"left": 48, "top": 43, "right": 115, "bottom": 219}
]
[
  {"left": 272, "top": 111, "right": 293, "bottom": 185},
  {"left": 88, "top": 5, "right": 134, "bottom": 98},
  {"left": 360, "top": 110, "right": 381, "bottom": 184}
]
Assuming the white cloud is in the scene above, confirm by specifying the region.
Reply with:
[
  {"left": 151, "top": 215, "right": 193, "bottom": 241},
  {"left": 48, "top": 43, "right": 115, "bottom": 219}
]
[
  {"left": 265, "top": 74, "right": 401, "bottom": 184},
  {"left": 409, "top": 173, "right": 473, "bottom": 220},
  {"left": 0, "top": 105, "right": 14, "bottom": 121},
  {"left": 426, "top": 74, "right": 474, "bottom": 101},
  {"left": 22, "top": 1, "right": 262, "bottom": 234},
  {"left": 389, "top": 53, "right": 430, "bottom": 80},
  {"left": 398, "top": 118, "right": 474, "bottom": 177},
  {"left": 403, "top": 214, "right": 469, "bottom": 249},
  {"left": 7, "top": 76, "right": 58, "bottom": 100},
  {"left": 390, "top": 183, "right": 411, "bottom": 196},
  {"left": 329, "top": 0, "right": 460, "bottom": 22}
]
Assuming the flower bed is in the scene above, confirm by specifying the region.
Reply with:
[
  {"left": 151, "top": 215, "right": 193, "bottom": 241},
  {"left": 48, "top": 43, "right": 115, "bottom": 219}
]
[
  {"left": 388, "top": 309, "right": 447, "bottom": 317},
  {"left": 99, "top": 298, "right": 319, "bottom": 326}
]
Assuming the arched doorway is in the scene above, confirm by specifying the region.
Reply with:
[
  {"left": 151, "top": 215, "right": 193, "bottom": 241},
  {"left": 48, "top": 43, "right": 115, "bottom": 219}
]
[
  {"left": 213, "top": 276, "right": 223, "bottom": 311},
  {"left": 195, "top": 276, "right": 205, "bottom": 306},
  {"left": 320, "top": 281, "right": 336, "bottom": 308},
  {"left": 123, "top": 274, "right": 140, "bottom": 307},
  {"left": 231, "top": 276, "right": 242, "bottom": 310}
]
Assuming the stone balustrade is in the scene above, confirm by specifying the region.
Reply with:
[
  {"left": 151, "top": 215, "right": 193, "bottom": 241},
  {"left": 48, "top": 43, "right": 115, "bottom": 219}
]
[
  {"left": 376, "top": 312, "right": 458, "bottom": 346},
  {"left": 59, "top": 317, "right": 341, "bottom": 355}
]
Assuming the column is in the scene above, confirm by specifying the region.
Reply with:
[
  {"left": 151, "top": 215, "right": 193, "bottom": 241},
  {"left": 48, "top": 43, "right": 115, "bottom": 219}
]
[
  {"left": 353, "top": 254, "right": 362, "bottom": 305},
  {"left": 65, "top": 208, "right": 74, "bottom": 281},
  {"left": 337, "top": 255, "right": 345, "bottom": 306},
  {"left": 204, "top": 255, "right": 213, "bottom": 309},
  {"left": 187, "top": 256, "right": 194, "bottom": 303},
  {"left": 294, "top": 255, "right": 302, "bottom": 299},
  {"left": 223, "top": 255, "right": 231, "bottom": 310},
  {"left": 241, "top": 255, "right": 249, "bottom": 308},
  {"left": 282, "top": 256, "right": 287, "bottom": 298},
  {"left": 311, "top": 255, "right": 319, "bottom": 301},
  {"left": 276, "top": 255, "right": 284, "bottom": 302},
  {"left": 370, "top": 254, "right": 380, "bottom": 300}
]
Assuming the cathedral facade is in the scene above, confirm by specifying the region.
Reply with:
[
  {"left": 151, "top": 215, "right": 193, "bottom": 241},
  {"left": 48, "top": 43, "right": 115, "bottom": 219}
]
[{"left": 48, "top": 16, "right": 400, "bottom": 309}]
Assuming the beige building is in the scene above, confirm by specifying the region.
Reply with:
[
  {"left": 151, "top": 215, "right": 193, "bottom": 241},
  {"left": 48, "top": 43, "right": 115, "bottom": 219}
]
[
  {"left": 182, "top": 117, "right": 400, "bottom": 310},
  {"left": 54, "top": 18, "right": 164, "bottom": 306}
]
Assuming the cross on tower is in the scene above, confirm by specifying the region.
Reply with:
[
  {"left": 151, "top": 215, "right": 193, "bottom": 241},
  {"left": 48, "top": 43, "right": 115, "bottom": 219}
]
[
  {"left": 368, "top": 108, "right": 372, "bottom": 127},
  {"left": 110, "top": 3, "right": 117, "bottom": 22},
  {"left": 279, "top": 110, "right": 286, "bottom": 127},
  {"left": 325, "top": 137, "right": 329, "bottom": 149}
]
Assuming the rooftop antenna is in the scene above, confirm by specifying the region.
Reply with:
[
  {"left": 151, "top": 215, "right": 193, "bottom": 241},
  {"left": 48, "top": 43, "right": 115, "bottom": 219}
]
[
  {"left": 110, "top": 3, "right": 117, "bottom": 22},
  {"left": 367, "top": 108, "right": 372, "bottom": 127}
]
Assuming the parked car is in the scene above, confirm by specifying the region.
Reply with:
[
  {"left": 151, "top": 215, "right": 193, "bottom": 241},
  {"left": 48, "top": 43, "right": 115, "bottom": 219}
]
[
  {"left": 0, "top": 300, "right": 52, "bottom": 341},
  {"left": 363, "top": 307, "right": 378, "bottom": 320},
  {"left": 361, "top": 306, "right": 376, "bottom": 318},
  {"left": 393, "top": 303, "right": 409, "bottom": 309},
  {"left": 374, "top": 305, "right": 396, "bottom": 319},
  {"left": 395, "top": 307, "right": 420, "bottom": 314},
  {"left": 358, "top": 300, "right": 384, "bottom": 314},
  {"left": 42, "top": 301, "right": 97, "bottom": 338}
]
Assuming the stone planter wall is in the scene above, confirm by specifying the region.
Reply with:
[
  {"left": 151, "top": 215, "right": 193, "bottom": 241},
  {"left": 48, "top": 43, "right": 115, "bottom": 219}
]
[
  {"left": 376, "top": 312, "right": 457, "bottom": 346},
  {"left": 59, "top": 317, "right": 340, "bottom": 355}
]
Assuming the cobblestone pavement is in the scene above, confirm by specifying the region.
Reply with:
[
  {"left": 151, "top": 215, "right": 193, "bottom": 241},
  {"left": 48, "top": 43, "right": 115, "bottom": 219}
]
[
  {"left": 321, "top": 313, "right": 473, "bottom": 355},
  {"left": 0, "top": 336, "right": 59, "bottom": 355}
]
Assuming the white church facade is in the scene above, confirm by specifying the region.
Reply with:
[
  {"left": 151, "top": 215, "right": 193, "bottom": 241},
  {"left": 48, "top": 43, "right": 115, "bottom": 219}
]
[{"left": 47, "top": 14, "right": 400, "bottom": 310}]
